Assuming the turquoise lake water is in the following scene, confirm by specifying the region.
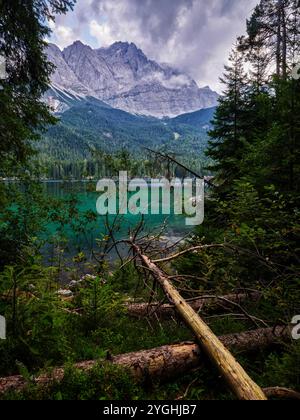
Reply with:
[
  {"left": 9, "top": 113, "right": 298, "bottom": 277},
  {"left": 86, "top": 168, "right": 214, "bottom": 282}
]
[{"left": 43, "top": 181, "right": 193, "bottom": 259}]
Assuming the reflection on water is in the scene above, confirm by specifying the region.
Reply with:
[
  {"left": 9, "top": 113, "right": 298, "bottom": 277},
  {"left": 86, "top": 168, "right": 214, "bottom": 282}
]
[{"left": 42, "top": 181, "right": 192, "bottom": 261}]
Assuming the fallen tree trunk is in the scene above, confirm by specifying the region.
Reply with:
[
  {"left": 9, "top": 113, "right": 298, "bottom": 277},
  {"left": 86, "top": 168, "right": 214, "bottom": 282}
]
[
  {"left": 126, "top": 292, "right": 262, "bottom": 318},
  {"left": 0, "top": 326, "right": 290, "bottom": 396},
  {"left": 263, "top": 387, "right": 300, "bottom": 400},
  {"left": 130, "top": 243, "right": 267, "bottom": 400},
  {"left": 113, "top": 326, "right": 290, "bottom": 383}
]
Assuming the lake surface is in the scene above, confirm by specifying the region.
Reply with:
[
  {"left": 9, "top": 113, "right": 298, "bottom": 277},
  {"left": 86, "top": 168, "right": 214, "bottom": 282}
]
[{"left": 43, "top": 181, "right": 193, "bottom": 261}]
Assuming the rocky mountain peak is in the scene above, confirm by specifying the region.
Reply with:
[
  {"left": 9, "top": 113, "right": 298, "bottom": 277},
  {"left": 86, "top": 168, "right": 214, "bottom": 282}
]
[{"left": 47, "top": 40, "right": 219, "bottom": 117}]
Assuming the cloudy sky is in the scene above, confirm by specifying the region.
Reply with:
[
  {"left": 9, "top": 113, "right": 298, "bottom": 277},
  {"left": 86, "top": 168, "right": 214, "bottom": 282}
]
[{"left": 49, "top": 0, "right": 258, "bottom": 92}]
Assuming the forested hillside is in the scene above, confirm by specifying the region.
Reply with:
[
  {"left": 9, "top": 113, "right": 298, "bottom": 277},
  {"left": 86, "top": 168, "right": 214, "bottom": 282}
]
[{"left": 37, "top": 97, "right": 214, "bottom": 179}]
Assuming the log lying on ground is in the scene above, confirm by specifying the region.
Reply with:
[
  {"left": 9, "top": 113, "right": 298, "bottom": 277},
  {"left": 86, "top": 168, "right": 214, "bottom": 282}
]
[
  {"left": 263, "top": 387, "right": 300, "bottom": 400},
  {"left": 126, "top": 291, "right": 262, "bottom": 318},
  {"left": 131, "top": 243, "right": 267, "bottom": 400},
  {"left": 113, "top": 326, "right": 290, "bottom": 383},
  {"left": 0, "top": 326, "right": 291, "bottom": 396}
]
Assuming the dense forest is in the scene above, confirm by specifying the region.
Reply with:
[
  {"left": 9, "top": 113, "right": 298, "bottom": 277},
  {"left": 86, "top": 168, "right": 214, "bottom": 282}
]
[
  {"left": 36, "top": 103, "right": 215, "bottom": 179},
  {"left": 0, "top": 0, "right": 299, "bottom": 402}
]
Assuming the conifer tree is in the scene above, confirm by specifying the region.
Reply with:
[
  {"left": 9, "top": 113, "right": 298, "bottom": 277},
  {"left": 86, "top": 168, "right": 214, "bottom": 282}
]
[
  {"left": 0, "top": 0, "right": 75, "bottom": 166},
  {"left": 206, "top": 47, "right": 248, "bottom": 196},
  {"left": 239, "top": 0, "right": 300, "bottom": 79}
]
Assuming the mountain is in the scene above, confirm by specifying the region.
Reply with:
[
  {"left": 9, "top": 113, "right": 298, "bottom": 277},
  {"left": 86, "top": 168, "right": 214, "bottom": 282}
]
[
  {"left": 46, "top": 41, "right": 219, "bottom": 118},
  {"left": 41, "top": 40, "right": 217, "bottom": 168},
  {"left": 38, "top": 95, "right": 216, "bottom": 162},
  {"left": 169, "top": 106, "right": 216, "bottom": 130},
  {"left": 47, "top": 43, "right": 89, "bottom": 95}
]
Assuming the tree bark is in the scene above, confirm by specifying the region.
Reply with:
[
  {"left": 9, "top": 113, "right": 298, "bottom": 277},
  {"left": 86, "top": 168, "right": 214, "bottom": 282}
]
[
  {"left": 130, "top": 244, "right": 267, "bottom": 400},
  {"left": 126, "top": 292, "right": 262, "bottom": 318},
  {"left": 276, "top": 1, "right": 282, "bottom": 77},
  {"left": 281, "top": 8, "right": 287, "bottom": 79},
  {"left": 0, "top": 326, "right": 291, "bottom": 396},
  {"left": 264, "top": 387, "right": 300, "bottom": 400}
]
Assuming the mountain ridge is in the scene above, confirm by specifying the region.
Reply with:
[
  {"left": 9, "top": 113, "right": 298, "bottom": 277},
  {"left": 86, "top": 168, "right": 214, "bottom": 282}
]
[
  {"left": 46, "top": 40, "right": 219, "bottom": 118},
  {"left": 40, "top": 93, "right": 216, "bottom": 162}
]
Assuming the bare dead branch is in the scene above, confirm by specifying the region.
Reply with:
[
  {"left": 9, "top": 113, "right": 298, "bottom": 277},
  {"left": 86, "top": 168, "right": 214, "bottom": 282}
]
[{"left": 152, "top": 244, "right": 226, "bottom": 264}]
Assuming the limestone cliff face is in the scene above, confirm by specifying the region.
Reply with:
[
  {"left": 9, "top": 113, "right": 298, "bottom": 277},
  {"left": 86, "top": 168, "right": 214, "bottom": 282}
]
[{"left": 47, "top": 40, "right": 219, "bottom": 117}]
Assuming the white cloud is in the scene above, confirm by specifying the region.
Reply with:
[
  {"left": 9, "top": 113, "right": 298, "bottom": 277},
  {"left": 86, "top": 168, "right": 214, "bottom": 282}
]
[
  {"left": 154, "top": 72, "right": 192, "bottom": 90},
  {"left": 56, "top": 26, "right": 76, "bottom": 49},
  {"left": 89, "top": 20, "right": 116, "bottom": 47},
  {"left": 51, "top": 0, "right": 258, "bottom": 92},
  {"left": 49, "top": 22, "right": 76, "bottom": 49},
  {"left": 48, "top": 20, "right": 56, "bottom": 31}
]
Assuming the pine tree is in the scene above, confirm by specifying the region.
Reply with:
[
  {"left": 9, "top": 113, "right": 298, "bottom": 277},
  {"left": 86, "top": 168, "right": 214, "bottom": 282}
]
[
  {"left": 0, "top": 0, "right": 75, "bottom": 167},
  {"left": 239, "top": 0, "right": 300, "bottom": 80},
  {"left": 0, "top": 1, "right": 75, "bottom": 265},
  {"left": 245, "top": 76, "right": 300, "bottom": 192},
  {"left": 206, "top": 47, "right": 248, "bottom": 197}
]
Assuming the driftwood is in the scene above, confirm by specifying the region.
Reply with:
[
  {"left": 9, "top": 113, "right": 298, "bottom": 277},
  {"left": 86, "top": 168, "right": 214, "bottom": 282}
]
[
  {"left": 129, "top": 243, "right": 267, "bottom": 400},
  {"left": 126, "top": 292, "right": 262, "bottom": 318},
  {"left": 0, "top": 326, "right": 290, "bottom": 396}
]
